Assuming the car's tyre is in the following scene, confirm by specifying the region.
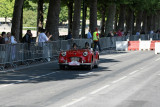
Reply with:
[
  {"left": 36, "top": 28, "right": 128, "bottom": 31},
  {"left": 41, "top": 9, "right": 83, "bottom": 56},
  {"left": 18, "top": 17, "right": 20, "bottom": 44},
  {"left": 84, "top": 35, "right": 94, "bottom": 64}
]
[
  {"left": 59, "top": 65, "right": 65, "bottom": 70},
  {"left": 87, "top": 65, "right": 92, "bottom": 70},
  {"left": 94, "top": 61, "right": 99, "bottom": 68},
  {"left": 94, "top": 64, "right": 98, "bottom": 68}
]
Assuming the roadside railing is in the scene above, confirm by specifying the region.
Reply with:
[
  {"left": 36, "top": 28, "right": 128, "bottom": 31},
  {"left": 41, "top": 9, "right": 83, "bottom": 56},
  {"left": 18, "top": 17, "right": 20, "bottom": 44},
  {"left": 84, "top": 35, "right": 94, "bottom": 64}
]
[{"left": 0, "top": 33, "right": 160, "bottom": 70}]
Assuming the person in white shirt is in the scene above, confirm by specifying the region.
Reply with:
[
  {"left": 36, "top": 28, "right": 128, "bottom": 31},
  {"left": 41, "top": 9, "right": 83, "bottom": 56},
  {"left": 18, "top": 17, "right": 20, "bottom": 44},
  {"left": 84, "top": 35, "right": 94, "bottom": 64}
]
[
  {"left": 9, "top": 34, "right": 17, "bottom": 61},
  {"left": 10, "top": 35, "right": 17, "bottom": 44},
  {"left": 38, "top": 29, "right": 52, "bottom": 43},
  {"left": 38, "top": 29, "right": 52, "bottom": 61}
]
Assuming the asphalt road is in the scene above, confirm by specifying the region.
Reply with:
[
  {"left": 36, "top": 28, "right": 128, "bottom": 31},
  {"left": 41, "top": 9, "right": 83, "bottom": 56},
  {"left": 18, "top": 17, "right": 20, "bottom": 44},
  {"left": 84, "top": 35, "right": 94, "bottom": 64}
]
[{"left": 0, "top": 51, "right": 160, "bottom": 107}]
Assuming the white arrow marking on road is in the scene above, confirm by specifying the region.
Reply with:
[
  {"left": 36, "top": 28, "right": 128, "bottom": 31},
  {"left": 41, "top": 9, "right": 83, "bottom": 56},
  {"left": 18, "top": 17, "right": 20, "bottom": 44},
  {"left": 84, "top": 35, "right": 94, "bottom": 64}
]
[{"left": 112, "top": 76, "right": 127, "bottom": 84}]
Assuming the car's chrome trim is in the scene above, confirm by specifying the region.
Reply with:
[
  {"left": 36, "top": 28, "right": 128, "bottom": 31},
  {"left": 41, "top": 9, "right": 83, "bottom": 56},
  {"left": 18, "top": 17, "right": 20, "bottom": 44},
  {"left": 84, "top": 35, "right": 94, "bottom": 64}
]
[{"left": 58, "top": 63, "right": 92, "bottom": 66}]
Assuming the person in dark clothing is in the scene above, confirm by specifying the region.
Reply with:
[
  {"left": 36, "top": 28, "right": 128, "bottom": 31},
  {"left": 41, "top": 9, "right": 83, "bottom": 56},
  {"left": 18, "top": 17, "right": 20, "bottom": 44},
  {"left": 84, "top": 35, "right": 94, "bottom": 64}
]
[
  {"left": 107, "top": 31, "right": 113, "bottom": 37},
  {"left": 66, "top": 31, "right": 73, "bottom": 40},
  {"left": 22, "top": 30, "right": 33, "bottom": 43},
  {"left": 0, "top": 32, "right": 6, "bottom": 44}
]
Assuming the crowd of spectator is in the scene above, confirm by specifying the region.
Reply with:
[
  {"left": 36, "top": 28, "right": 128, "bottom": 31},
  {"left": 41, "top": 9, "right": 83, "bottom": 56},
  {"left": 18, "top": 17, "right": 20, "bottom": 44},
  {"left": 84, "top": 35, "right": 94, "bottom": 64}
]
[
  {"left": 0, "top": 32, "right": 17, "bottom": 44},
  {"left": 107, "top": 29, "right": 160, "bottom": 38}
]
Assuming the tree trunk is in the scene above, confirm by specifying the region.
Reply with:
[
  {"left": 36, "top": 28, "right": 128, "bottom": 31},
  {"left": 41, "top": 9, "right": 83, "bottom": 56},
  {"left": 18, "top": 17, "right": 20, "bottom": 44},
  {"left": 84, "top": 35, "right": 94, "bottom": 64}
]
[
  {"left": 19, "top": 7, "right": 23, "bottom": 42},
  {"left": 81, "top": 0, "right": 87, "bottom": 38},
  {"left": 158, "top": 11, "right": 160, "bottom": 30},
  {"left": 117, "top": 4, "right": 126, "bottom": 30},
  {"left": 89, "top": 0, "right": 97, "bottom": 34},
  {"left": 142, "top": 11, "right": 147, "bottom": 34},
  {"left": 153, "top": 14, "right": 158, "bottom": 31},
  {"left": 11, "top": 0, "right": 24, "bottom": 42},
  {"left": 135, "top": 10, "right": 143, "bottom": 32},
  {"left": 150, "top": 14, "right": 154, "bottom": 31},
  {"left": 147, "top": 15, "right": 152, "bottom": 33},
  {"left": 5, "top": 17, "right": 7, "bottom": 24},
  {"left": 72, "top": 0, "right": 82, "bottom": 39},
  {"left": 105, "top": 4, "right": 116, "bottom": 36},
  {"left": 37, "top": 0, "right": 44, "bottom": 36},
  {"left": 67, "top": 1, "right": 73, "bottom": 33},
  {"left": 126, "top": 7, "right": 134, "bottom": 35},
  {"left": 46, "top": 0, "right": 61, "bottom": 41},
  {"left": 114, "top": 12, "right": 118, "bottom": 31},
  {"left": 100, "top": 6, "right": 106, "bottom": 36}
]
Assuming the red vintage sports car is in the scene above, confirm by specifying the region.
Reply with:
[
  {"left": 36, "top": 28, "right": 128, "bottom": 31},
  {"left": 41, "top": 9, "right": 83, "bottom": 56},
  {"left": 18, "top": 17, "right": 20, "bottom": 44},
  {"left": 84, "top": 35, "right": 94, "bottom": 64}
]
[{"left": 58, "top": 43, "right": 99, "bottom": 70}]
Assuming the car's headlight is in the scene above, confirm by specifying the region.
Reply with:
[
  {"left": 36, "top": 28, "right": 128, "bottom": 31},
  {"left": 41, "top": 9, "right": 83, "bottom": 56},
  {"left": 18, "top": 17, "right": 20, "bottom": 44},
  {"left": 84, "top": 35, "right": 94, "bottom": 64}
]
[
  {"left": 61, "top": 52, "right": 66, "bottom": 56},
  {"left": 83, "top": 52, "right": 88, "bottom": 56}
]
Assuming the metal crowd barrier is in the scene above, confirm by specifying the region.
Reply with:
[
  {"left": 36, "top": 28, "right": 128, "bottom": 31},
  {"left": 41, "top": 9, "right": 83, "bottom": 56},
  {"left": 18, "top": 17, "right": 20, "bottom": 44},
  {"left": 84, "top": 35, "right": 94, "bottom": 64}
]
[{"left": 0, "top": 33, "right": 160, "bottom": 70}]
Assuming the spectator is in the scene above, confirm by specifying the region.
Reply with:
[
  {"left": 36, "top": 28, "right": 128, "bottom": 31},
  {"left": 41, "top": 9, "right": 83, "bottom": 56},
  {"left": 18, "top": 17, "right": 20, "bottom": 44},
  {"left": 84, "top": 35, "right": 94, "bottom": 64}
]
[
  {"left": 0, "top": 32, "right": 6, "bottom": 44},
  {"left": 46, "top": 31, "right": 52, "bottom": 40},
  {"left": 5, "top": 32, "right": 11, "bottom": 44},
  {"left": 38, "top": 29, "right": 52, "bottom": 43},
  {"left": 136, "top": 31, "right": 140, "bottom": 36},
  {"left": 87, "top": 29, "right": 92, "bottom": 39},
  {"left": 150, "top": 30, "right": 154, "bottom": 34},
  {"left": 66, "top": 31, "right": 72, "bottom": 40},
  {"left": 10, "top": 35, "right": 17, "bottom": 44},
  {"left": 113, "top": 31, "right": 117, "bottom": 36},
  {"left": 22, "top": 30, "right": 33, "bottom": 43},
  {"left": 121, "top": 29, "right": 124, "bottom": 36},
  {"left": 107, "top": 31, "right": 113, "bottom": 37},
  {"left": 117, "top": 30, "right": 122, "bottom": 37},
  {"left": 38, "top": 29, "right": 52, "bottom": 61},
  {"left": 93, "top": 28, "right": 101, "bottom": 52}
]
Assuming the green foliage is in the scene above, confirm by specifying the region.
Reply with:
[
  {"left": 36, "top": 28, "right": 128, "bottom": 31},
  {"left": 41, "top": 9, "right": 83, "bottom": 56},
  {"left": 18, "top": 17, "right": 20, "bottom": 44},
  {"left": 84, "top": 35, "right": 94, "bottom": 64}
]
[
  {"left": 0, "top": 0, "right": 14, "bottom": 18},
  {"left": 59, "top": 6, "right": 68, "bottom": 24},
  {"left": 23, "top": 10, "right": 37, "bottom": 27}
]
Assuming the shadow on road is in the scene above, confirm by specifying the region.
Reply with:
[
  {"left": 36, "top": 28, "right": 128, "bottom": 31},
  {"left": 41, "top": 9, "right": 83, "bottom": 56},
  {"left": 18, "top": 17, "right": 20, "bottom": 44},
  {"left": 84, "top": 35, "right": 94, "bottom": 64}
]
[{"left": 0, "top": 58, "right": 120, "bottom": 85}]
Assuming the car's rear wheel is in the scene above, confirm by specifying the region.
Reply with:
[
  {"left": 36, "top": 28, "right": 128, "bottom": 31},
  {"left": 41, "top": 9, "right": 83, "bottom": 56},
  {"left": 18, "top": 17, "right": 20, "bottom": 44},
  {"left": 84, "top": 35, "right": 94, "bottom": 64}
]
[{"left": 59, "top": 65, "right": 65, "bottom": 70}]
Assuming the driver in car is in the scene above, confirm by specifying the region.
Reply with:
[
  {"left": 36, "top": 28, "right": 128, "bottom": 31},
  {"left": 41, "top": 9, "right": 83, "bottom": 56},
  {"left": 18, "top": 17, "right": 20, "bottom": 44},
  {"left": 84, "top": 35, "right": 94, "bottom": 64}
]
[
  {"left": 84, "top": 42, "right": 90, "bottom": 49},
  {"left": 73, "top": 43, "right": 77, "bottom": 50}
]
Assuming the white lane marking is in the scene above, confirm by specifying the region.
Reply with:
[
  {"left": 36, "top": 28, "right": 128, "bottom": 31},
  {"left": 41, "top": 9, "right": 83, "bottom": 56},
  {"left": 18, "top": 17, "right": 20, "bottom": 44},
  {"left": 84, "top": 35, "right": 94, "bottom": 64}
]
[
  {"left": 78, "top": 72, "right": 93, "bottom": 76},
  {"left": 90, "top": 85, "right": 110, "bottom": 95},
  {"left": 0, "top": 72, "right": 57, "bottom": 89},
  {"left": 155, "top": 58, "right": 160, "bottom": 61},
  {"left": 61, "top": 97, "right": 86, "bottom": 107},
  {"left": 129, "top": 70, "right": 139, "bottom": 75},
  {"left": 112, "top": 76, "right": 127, "bottom": 84},
  {"left": 0, "top": 84, "right": 13, "bottom": 89}
]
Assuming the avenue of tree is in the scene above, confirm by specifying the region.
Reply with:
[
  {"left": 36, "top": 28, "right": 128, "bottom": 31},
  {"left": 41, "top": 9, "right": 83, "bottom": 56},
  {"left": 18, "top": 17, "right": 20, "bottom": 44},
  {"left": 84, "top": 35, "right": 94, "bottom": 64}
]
[{"left": 1, "top": 0, "right": 160, "bottom": 41}]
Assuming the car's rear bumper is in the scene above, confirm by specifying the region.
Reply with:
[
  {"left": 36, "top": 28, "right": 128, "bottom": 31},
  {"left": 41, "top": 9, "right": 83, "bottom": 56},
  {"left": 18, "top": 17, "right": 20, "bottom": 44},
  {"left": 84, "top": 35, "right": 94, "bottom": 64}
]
[{"left": 58, "top": 63, "right": 92, "bottom": 66}]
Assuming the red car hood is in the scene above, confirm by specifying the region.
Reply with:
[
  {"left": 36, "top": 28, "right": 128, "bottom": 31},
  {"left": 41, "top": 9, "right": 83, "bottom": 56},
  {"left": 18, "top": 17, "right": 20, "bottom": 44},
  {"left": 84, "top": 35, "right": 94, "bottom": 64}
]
[{"left": 66, "top": 49, "right": 89, "bottom": 56}]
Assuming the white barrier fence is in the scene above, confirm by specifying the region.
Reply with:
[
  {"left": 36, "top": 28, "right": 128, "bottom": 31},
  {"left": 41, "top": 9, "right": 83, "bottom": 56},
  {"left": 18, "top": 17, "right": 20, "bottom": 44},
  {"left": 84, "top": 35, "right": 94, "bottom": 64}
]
[
  {"left": 116, "top": 41, "right": 128, "bottom": 51},
  {"left": 155, "top": 42, "right": 160, "bottom": 54},
  {"left": 139, "top": 40, "right": 151, "bottom": 51}
]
